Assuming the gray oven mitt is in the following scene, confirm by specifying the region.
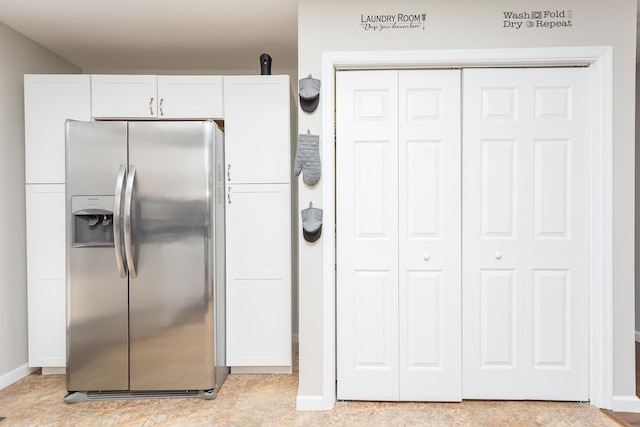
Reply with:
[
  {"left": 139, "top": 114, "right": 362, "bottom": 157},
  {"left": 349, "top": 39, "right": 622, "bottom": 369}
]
[
  {"left": 294, "top": 131, "right": 321, "bottom": 186},
  {"left": 301, "top": 202, "right": 322, "bottom": 242}
]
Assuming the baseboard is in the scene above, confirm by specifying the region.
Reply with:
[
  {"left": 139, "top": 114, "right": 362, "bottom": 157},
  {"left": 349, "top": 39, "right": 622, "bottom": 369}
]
[
  {"left": 0, "top": 363, "right": 38, "bottom": 391},
  {"left": 296, "top": 394, "right": 326, "bottom": 411},
  {"left": 42, "top": 367, "right": 66, "bottom": 375},
  {"left": 612, "top": 395, "right": 640, "bottom": 412},
  {"left": 635, "top": 330, "right": 640, "bottom": 342},
  {"left": 231, "top": 366, "right": 292, "bottom": 374}
]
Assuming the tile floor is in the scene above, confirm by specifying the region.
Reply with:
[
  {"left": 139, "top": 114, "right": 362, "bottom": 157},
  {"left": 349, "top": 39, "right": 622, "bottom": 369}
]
[{"left": 0, "top": 359, "right": 619, "bottom": 427}]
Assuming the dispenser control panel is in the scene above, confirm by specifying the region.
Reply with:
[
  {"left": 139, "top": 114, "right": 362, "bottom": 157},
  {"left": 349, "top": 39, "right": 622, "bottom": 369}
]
[{"left": 72, "top": 195, "right": 114, "bottom": 214}]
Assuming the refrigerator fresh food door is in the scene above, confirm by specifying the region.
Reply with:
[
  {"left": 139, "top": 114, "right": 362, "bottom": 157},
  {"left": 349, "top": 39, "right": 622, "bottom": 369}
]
[
  {"left": 127, "top": 121, "right": 217, "bottom": 391},
  {"left": 66, "top": 121, "right": 129, "bottom": 391}
]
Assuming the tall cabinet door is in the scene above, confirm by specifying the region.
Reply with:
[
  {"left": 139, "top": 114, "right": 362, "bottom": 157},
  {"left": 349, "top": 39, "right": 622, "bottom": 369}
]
[
  {"left": 24, "top": 74, "right": 91, "bottom": 184},
  {"left": 223, "top": 76, "right": 291, "bottom": 184},
  {"left": 336, "top": 69, "right": 462, "bottom": 401},
  {"left": 26, "top": 184, "right": 66, "bottom": 368},
  {"left": 462, "top": 68, "right": 589, "bottom": 401},
  {"left": 225, "top": 184, "right": 292, "bottom": 368}
]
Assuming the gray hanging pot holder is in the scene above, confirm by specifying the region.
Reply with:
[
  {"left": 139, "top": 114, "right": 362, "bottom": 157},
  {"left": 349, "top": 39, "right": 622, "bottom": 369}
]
[
  {"left": 301, "top": 201, "right": 322, "bottom": 242},
  {"left": 294, "top": 131, "right": 321, "bottom": 186},
  {"left": 299, "top": 74, "right": 321, "bottom": 113}
]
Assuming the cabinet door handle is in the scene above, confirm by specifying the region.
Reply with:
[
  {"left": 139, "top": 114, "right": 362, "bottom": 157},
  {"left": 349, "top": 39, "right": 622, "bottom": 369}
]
[
  {"left": 149, "top": 97, "right": 154, "bottom": 116},
  {"left": 159, "top": 98, "right": 164, "bottom": 117},
  {"left": 227, "top": 186, "right": 231, "bottom": 204},
  {"left": 227, "top": 164, "right": 231, "bottom": 181}
]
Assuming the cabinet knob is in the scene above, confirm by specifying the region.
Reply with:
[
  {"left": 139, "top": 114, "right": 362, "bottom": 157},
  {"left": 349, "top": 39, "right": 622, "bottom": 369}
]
[
  {"left": 149, "top": 97, "right": 154, "bottom": 116},
  {"left": 159, "top": 98, "right": 164, "bottom": 117},
  {"left": 227, "top": 186, "right": 231, "bottom": 204},
  {"left": 227, "top": 164, "right": 231, "bottom": 181},
  {"left": 422, "top": 253, "right": 430, "bottom": 261},
  {"left": 494, "top": 252, "right": 502, "bottom": 260}
]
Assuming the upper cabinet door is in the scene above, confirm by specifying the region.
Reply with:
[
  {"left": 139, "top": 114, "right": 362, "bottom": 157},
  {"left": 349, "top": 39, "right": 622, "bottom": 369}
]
[
  {"left": 91, "top": 75, "right": 158, "bottom": 119},
  {"left": 24, "top": 74, "right": 91, "bottom": 184},
  {"left": 223, "top": 75, "right": 291, "bottom": 184},
  {"left": 157, "top": 76, "right": 223, "bottom": 119}
]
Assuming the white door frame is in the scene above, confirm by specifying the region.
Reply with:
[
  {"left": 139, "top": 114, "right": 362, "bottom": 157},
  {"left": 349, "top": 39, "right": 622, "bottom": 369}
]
[{"left": 318, "top": 47, "right": 614, "bottom": 410}]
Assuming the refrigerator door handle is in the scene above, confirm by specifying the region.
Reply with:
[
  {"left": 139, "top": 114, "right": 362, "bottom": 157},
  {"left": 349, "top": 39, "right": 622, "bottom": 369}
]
[
  {"left": 124, "top": 165, "right": 138, "bottom": 279},
  {"left": 113, "top": 165, "right": 128, "bottom": 278}
]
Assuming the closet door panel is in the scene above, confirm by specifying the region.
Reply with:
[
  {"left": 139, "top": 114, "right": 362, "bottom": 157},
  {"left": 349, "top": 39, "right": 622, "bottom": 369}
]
[
  {"left": 398, "top": 70, "right": 461, "bottom": 401},
  {"left": 480, "top": 139, "right": 517, "bottom": 237},
  {"left": 533, "top": 139, "right": 571, "bottom": 237},
  {"left": 337, "top": 69, "right": 462, "bottom": 402},
  {"left": 478, "top": 269, "right": 518, "bottom": 368},
  {"left": 532, "top": 269, "right": 571, "bottom": 367},
  {"left": 336, "top": 70, "right": 399, "bottom": 401},
  {"left": 462, "top": 67, "right": 589, "bottom": 401},
  {"left": 405, "top": 271, "right": 441, "bottom": 366}
]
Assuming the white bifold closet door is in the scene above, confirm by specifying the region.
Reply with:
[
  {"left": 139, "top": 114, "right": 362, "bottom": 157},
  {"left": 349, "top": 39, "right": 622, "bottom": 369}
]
[
  {"left": 461, "top": 68, "right": 589, "bottom": 400},
  {"left": 336, "top": 69, "right": 462, "bottom": 401}
]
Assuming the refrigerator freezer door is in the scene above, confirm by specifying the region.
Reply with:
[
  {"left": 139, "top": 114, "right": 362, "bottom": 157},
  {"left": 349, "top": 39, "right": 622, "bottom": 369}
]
[
  {"left": 127, "top": 121, "right": 217, "bottom": 391},
  {"left": 66, "top": 121, "right": 129, "bottom": 391}
]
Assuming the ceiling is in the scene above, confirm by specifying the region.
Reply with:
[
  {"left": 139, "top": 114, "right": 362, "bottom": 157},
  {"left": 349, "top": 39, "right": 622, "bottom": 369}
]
[{"left": 0, "top": 0, "right": 298, "bottom": 72}]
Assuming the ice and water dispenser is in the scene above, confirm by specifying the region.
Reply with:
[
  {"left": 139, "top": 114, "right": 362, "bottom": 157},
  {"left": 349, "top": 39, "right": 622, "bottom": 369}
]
[{"left": 71, "top": 196, "right": 115, "bottom": 247}]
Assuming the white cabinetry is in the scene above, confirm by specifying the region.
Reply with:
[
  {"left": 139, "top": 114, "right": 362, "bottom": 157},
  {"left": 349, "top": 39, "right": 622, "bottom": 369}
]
[
  {"left": 24, "top": 74, "right": 91, "bottom": 183},
  {"left": 24, "top": 73, "right": 290, "bottom": 373},
  {"left": 24, "top": 75, "right": 91, "bottom": 371},
  {"left": 224, "top": 75, "right": 292, "bottom": 372},
  {"left": 156, "top": 75, "right": 223, "bottom": 119},
  {"left": 91, "top": 74, "right": 157, "bottom": 118},
  {"left": 225, "top": 184, "right": 291, "bottom": 368},
  {"left": 26, "top": 185, "right": 66, "bottom": 368},
  {"left": 92, "top": 75, "right": 223, "bottom": 119},
  {"left": 223, "top": 76, "right": 290, "bottom": 183}
]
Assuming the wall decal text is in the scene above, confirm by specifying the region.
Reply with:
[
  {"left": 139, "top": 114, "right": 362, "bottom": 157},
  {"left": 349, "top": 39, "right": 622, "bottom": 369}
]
[
  {"left": 502, "top": 10, "right": 573, "bottom": 30},
  {"left": 359, "top": 13, "right": 427, "bottom": 31}
]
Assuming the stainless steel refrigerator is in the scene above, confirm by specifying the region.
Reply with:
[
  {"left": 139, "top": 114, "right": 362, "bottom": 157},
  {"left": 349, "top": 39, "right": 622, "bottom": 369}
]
[{"left": 64, "top": 120, "right": 227, "bottom": 402}]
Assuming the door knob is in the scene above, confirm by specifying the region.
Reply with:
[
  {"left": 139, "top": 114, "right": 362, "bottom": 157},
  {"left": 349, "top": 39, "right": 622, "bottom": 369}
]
[
  {"left": 494, "top": 252, "right": 502, "bottom": 260},
  {"left": 422, "top": 253, "right": 430, "bottom": 261}
]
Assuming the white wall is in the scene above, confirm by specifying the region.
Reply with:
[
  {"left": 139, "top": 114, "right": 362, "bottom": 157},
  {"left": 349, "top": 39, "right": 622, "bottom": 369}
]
[
  {"left": 0, "top": 22, "right": 79, "bottom": 384},
  {"left": 297, "top": 0, "right": 637, "bottom": 403}
]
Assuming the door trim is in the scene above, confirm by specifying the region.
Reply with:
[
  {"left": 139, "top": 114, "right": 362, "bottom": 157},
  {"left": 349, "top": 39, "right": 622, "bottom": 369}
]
[{"left": 316, "top": 47, "right": 613, "bottom": 410}]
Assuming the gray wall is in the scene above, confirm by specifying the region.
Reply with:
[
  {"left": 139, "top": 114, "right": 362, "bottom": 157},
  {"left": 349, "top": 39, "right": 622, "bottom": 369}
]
[
  {"left": 636, "top": 61, "right": 640, "bottom": 338},
  {"left": 297, "top": 0, "right": 637, "bottom": 402},
  {"left": 0, "top": 22, "right": 79, "bottom": 382}
]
